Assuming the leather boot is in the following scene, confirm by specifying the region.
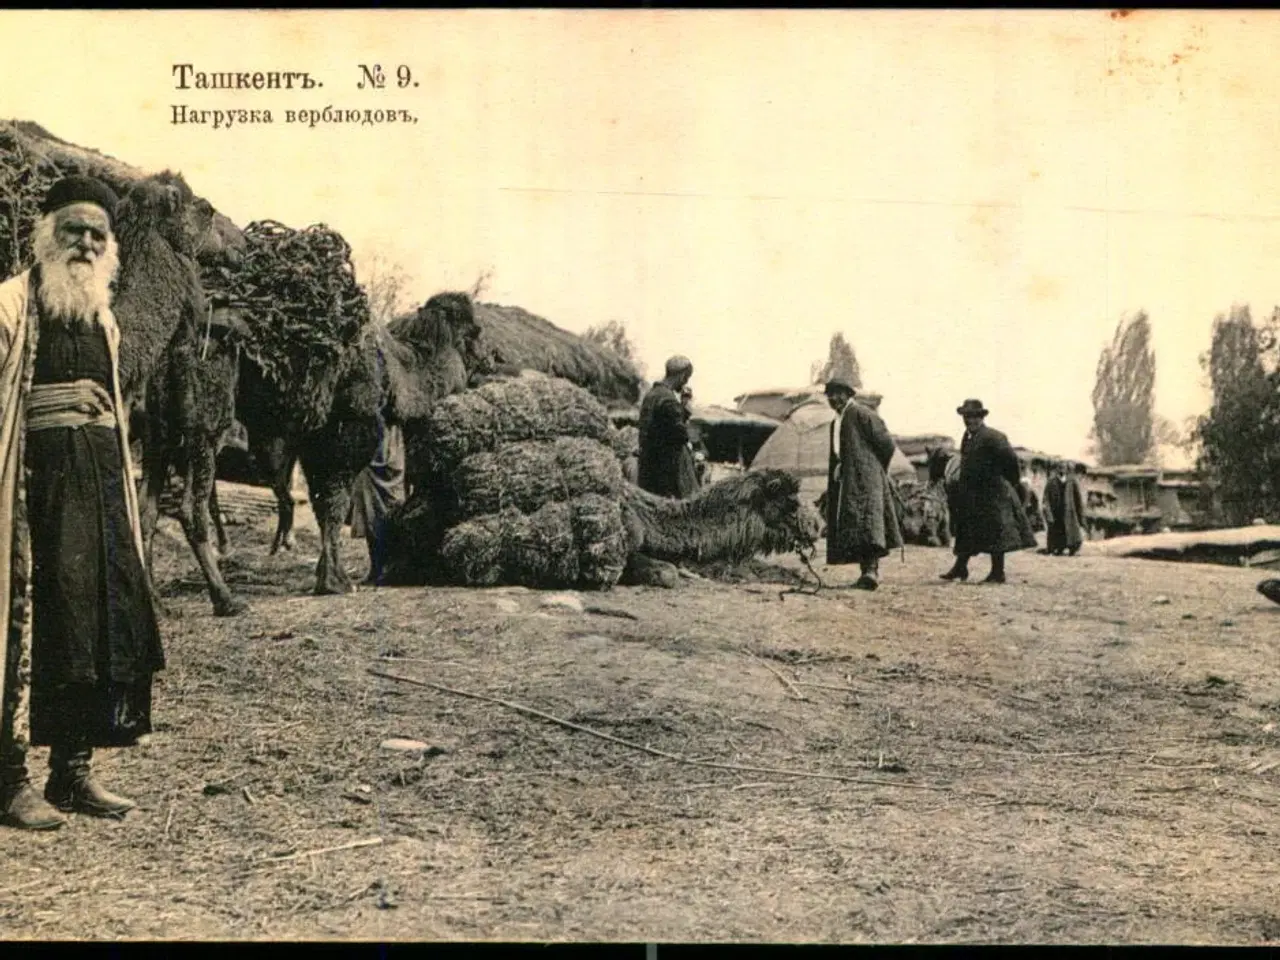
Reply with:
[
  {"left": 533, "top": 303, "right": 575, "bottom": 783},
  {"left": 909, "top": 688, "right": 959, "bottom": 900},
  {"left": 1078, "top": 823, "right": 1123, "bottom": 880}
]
[
  {"left": 983, "top": 553, "right": 1007, "bottom": 584},
  {"left": 2, "top": 770, "right": 67, "bottom": 831},
  {"left": 45, "top": 746, "right": 136, "bottom": 818},
  {"left": 855, "top": 559, "right": 880, "bottom": 591},
  {"left": 940, "top": 557, "right": 970, "bottom": 582}
]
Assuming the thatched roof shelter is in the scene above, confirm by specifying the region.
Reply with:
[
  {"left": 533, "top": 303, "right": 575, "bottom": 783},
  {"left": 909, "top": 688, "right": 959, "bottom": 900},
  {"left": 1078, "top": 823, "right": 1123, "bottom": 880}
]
[{"left": 469, "top": 302, "right": 643, "bottom": 406}]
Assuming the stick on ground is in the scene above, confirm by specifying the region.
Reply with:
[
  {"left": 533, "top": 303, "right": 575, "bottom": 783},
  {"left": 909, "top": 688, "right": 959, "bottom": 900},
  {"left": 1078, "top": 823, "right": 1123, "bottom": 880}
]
[
  {"left": 368, "top": 669, "right": 959, "bottom": 792},
  {"left": 750, "top": 655, "right": 810, "bottom": 702},
  {"left": 254, "top": 837, "right": 384, "bottom": 866}
]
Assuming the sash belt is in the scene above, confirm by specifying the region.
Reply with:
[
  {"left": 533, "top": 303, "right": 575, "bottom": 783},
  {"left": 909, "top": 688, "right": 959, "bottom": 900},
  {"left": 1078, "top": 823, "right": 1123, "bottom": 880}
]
[{"left": 26, "top": 379, "right": 118, "bottom": 432}]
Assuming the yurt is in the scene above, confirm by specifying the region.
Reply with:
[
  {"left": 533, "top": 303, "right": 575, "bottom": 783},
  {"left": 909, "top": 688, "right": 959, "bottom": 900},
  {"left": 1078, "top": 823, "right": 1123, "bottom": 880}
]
[{"left": 749, "top": 396, "right": 916, "bottom": 500}]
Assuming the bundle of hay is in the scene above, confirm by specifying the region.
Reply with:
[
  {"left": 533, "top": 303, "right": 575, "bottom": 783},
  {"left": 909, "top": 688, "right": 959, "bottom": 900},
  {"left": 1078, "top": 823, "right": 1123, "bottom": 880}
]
[
  {"left": 201, "top": 219, "right": 372, "bottom": 431},
  {"left": 453, "top": 436, "right": 623, "bottom": 517},
  {"left": 439, "top": 494, "right": 630, "bottom": 589},
  {"left": 421, "top": 370, "right": 614, "bottom": 480},
  {"left": 471, "top": 302, "right": 643, "bottom": 405}
]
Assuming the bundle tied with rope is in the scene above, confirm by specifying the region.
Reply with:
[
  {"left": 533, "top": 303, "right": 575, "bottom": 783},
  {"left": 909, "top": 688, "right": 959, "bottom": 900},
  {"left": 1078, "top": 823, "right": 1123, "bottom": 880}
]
[{"left": 200, "top": 219, "right": 372, "bottom": 432}]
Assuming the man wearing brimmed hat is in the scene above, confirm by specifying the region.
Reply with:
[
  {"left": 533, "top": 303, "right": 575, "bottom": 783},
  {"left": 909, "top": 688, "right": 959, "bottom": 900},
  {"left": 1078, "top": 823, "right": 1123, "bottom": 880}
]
[
  {"left": 823, "top": 376, "right": 903, "bottom": 590},
  {"left": 638, "top": 355, "right": 698, "bottom": 500},
  {"left": 940, "top": 399, "right": 1036, "bottom": 584},
  {"left": 0, "top": 176, "right": 164, "bottom": 830}
]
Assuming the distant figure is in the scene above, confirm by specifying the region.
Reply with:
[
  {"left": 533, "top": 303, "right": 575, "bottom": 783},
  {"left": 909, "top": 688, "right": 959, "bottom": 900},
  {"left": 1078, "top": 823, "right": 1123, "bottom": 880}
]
[
  {"left": 823, "top": 377, "right": 903, "bottom": 591},
  {"left": 347, "top": 416, "right": 406, "bottom": 586},
  {"left": 638, "top": 356, "right": 697, "bottom": 500},
  {"left": 1043, "top": 459, "right": 1084, "bottom": 556},
  {"left": 940, "top": 399, "right": 1037, "bottom": 585}
]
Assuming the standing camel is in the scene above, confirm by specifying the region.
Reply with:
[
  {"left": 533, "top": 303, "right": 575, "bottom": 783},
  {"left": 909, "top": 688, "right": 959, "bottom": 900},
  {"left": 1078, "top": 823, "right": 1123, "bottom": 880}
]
[
  {"left": 109, "top": 173, "right": 248, "bottom": 616},
  {"left": 237, "top": 291, "right": 483, "bottom": 595}
]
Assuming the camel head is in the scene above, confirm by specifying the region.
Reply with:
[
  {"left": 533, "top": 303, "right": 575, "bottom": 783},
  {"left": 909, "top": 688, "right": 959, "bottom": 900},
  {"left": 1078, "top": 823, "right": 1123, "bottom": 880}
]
[
  {"left": 925, "top": 445, "right": 953, "bottom": 484},
  {"left": 424, "top": 291, "right": 484, "bottom": 374},
  {"left": 392, "top": 292, "right": 484, "bottom": 376},
  {"left": 732, "top": 469, "right": 820, "bottom": 556},
  {"left": 123, "top": 170, "right": 245, "bottom": 268}
]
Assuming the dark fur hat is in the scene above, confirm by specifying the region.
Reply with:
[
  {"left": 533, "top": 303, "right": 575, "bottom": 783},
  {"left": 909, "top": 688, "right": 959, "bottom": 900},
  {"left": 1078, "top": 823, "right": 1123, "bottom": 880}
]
[{"left": 41, "top": 176, "right": 119, "bottom": 228}]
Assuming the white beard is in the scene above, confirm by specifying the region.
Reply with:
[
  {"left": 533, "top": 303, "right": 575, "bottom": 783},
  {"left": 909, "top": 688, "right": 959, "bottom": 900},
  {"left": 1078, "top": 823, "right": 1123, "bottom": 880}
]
[{"left": 31, "top": 214, "right": 120, "bottom": 325}]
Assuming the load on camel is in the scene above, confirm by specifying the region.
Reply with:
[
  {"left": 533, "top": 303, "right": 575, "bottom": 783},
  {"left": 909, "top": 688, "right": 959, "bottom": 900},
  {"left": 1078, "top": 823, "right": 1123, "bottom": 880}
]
[
  {"left": 219, "top": 265, "right": 647, "bottom": 594},
  {"left": 202, "top": 223, "right": 484, "bottom": 597},
  {"left": 0, "top": 120, "right": 248, "bottom": 616},
  {"left": 380, "top": 372, "right": 821, "bottom": 589},
  {"left": 256, "top": 295, "right": 647, "bottom": 554}
]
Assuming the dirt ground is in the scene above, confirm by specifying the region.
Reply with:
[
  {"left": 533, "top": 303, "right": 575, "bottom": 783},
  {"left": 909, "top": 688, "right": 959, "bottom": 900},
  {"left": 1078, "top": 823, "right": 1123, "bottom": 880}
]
[{"left": 3, "top": 497, "right": 1280, "bottom": 945}]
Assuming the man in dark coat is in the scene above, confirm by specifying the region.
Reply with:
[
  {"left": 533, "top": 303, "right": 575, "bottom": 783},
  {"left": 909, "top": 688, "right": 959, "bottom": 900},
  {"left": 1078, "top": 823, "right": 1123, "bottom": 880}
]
[
  {"left": 1043, "top": 459, "right": 1084, "bottom": 556},
  {"left": 638, "top": 355, "right": 697, "bottom": 500},
  {"left": 824, "top": 377, "right": 903, "bottom": 590},
  {"left": 1, "top": 178, "right": 164, "bottom": 831},
  {"left": 940, "top": 399, "right": 1036, "bottom": 584}
]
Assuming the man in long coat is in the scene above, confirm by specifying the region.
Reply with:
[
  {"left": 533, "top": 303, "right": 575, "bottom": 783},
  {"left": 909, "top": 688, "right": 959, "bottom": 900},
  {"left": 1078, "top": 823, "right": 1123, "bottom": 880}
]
[
  {"left": 824, "top": 377, "right": 903, "bottom": 590},
  {"left": 1043, "top": 459, "right": 1084, "bottom": 556},
  {"left": 0, "top": 177, "right": 164, "bottom": 831},
  {"left": 940, "top": 399, "right": 1036, "bottom": 584},
  {"left": 638, "top": 355, "right": 697, "bottom": 500}
]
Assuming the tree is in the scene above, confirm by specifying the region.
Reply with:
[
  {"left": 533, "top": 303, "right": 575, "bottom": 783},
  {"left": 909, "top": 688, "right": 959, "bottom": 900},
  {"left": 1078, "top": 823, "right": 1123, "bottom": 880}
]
[
  {"left": 358, "top": 252, "right": 415, "bottom": 326},
  {"left": 810, "top": 332, "right": 862, "bottom": 388},
  {"left": 1090, "top": 311, "right": 1157, "bottom": 466},
  {"left": 1192, "top": 305, "right": 1280, "bottom": 524},
  {"left": 468, "top": 267, "right": 494, "bottom": 301},
  {"left": 584, "top": 319, "right": 646, "bottom": 379}
]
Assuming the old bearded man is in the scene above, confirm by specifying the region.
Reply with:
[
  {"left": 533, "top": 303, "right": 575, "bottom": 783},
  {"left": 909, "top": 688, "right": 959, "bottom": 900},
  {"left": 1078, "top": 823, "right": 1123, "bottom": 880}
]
[{"left": 0, "top": 177, "right": 164, "bottom": 831}]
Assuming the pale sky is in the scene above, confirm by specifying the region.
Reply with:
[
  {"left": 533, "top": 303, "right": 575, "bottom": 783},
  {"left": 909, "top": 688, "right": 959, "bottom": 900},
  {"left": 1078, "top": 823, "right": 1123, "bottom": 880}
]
[{"left": 5, "top": 9, "right": 1280, "bottom": 465}]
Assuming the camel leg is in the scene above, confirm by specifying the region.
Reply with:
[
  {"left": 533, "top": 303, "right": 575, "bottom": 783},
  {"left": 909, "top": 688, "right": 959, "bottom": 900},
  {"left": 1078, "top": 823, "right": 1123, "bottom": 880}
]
[
  {"left": 175, "top": 448, "right": 247, "bottom": 617},
  {"left": 304, "top": 467, "right": 355, "bottom": 596},
  {"left": 253, "top": 435, "right": 297, "bottom": 555},
  {"left": 209, "top": 481, "right": 229, "bottom": 558},
  {"left": 272, "top": 453, "right": 298, "bottom": 554},
  {"left": 301, "top": 420, "right": 377, "bottom": 596},
  {"left": 138, "top": 418, "right": 172, "bottom": 619}
]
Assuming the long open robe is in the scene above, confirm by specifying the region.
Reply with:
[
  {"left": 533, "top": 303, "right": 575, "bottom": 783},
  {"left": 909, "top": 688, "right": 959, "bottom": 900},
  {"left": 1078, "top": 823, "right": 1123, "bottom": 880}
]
[
  {"left": 638, "top": 383, "right": 696, "bottom": 499},
  {"left": 825, "top": 399, "right": 903, "bottom": 565},
  {"left": 1043, "top": 474, "right": 1084, "bottom": 553},
  {"left": 0, "top": 268, "right": 160, "bottom": 753}
]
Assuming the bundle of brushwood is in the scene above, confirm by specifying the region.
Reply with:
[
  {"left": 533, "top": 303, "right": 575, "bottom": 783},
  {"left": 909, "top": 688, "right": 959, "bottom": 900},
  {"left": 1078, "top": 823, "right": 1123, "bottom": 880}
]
[{"left": 200, "top": 219, "right": 372, "bottom": 431}]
